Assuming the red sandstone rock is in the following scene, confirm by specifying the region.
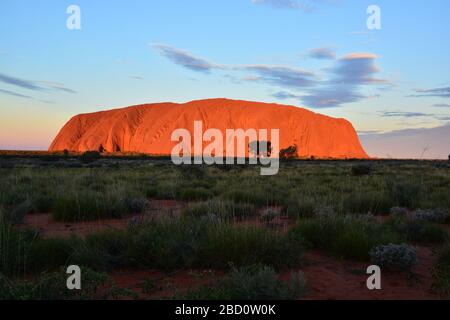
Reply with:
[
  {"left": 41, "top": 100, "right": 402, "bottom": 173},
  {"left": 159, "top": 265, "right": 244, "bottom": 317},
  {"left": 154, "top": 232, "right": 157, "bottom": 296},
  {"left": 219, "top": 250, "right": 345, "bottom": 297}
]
[{"left": 49, "top": 98, "right": 368, "bottom": 159}]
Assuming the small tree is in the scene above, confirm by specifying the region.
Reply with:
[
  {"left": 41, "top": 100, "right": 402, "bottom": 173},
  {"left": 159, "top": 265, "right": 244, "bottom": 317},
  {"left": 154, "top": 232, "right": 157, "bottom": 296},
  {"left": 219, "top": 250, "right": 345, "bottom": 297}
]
[
  {"left": 248, "top": 140, "right": 272, "bottom": 158},
  {"left": 63, "top": 149, "right": 69, "bottom": 158},
  {"left": 280, "top": 145, "right": 298, "bottom": 160}
]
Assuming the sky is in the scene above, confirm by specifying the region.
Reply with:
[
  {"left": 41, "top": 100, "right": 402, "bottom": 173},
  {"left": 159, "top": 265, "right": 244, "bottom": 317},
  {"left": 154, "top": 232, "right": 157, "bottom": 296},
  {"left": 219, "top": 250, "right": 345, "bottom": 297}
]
[{"left": 0, "top": 0, "right": 449, "bottom": 157}]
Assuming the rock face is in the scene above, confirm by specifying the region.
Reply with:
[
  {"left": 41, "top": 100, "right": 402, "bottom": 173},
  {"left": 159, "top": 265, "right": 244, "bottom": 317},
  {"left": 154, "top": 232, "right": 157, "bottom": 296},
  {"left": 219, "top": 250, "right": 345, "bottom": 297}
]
[{"left": 49, "top": 98, "right": 368, "bottom": 159}]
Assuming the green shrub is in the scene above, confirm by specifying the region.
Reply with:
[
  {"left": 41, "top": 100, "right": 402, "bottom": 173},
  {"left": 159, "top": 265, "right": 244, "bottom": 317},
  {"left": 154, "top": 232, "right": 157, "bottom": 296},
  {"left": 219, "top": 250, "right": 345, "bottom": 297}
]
[
  {"left": 0, "top": 267, "right": 109, "bottom": 300},
  {"left": 200, "top": 224, "right": 303, "bottom": 269},
  {"left": 283, "top": 196, "right": 315, "bottom": 219},
  {"left": 385, "top": 178, "right": 422, "bottom": 208},
  {"left": 260, "top": 208, "right": 279, "bottom": 223},
  {"left": 124, "top": 197, "right": 151, "bottom": 213},
  {"left": 390, "top": 207, "right": 409, "bottom": 217},
  {"left": 387, "top": 216, "right": 448, "bottom": 243},
  {"left": 222, "top": 188, "right": 268, "bottom": 207},
  {"left": 32, "top": 194, "right": 54, "bottom": 213},
  {"left": 432, "top": 242, "right": 450, "bottom": 298},
  {"left": 26, "top": 238, "right": 72, "bottom": 273},
  {"left": 4, "top": 199, "right": 34, "bottom": 224},
  {"left": 125, "top": 217, "right": 303, "bottom": 270},
  {"left": 0, "top": 221, "right": 28, "bottom": 276},
  {"left": 342, "top": 191, "right": 392, "bottom": 215},
  {"left": 291, "top": 215, "right": 401, "bottom": 260},
  {"left": 183, "top": 200, "right": 257, "bottom": 220},
  {"left": 181, "top": 264, "right": 307, "bottom": 300},
  {"left": 70, "top": 230, "right": 130, "bottom": 271},
  {"left": 52, "top": 192, "right": 129, "bottom": 222},
  {"left": 127, "top": 218, "right": 204, "bottom": 270},
  {"left": 178, "top": 187, "right": 213, "bottom": 201}
]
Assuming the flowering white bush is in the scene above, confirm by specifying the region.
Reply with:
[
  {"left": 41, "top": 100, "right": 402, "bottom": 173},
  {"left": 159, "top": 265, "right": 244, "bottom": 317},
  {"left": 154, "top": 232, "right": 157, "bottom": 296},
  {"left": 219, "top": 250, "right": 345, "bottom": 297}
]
[
  {"left": 413, "top": 209, "right": 449, "bottom": 223},
  {"left": 369, "top": 244, "right": 417, "bottom": 271}
]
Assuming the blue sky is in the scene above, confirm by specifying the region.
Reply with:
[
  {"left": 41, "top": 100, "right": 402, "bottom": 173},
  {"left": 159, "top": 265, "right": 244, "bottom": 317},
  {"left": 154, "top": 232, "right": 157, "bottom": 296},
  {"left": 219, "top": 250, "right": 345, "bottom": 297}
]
[{"left": 0, "top": 0, "right": 449, "bottom": 150}]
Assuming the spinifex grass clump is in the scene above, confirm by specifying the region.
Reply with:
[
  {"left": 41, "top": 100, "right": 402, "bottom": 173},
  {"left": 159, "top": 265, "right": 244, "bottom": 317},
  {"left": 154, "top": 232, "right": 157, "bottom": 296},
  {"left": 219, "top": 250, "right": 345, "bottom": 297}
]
[
  {"left": 260, "top": 208, "right": 280, "bottom": 223},
  {"left": 66, "top": 216, "right": 305, "bottom": 272},
  {"left": 291, "top": 214, "right": 402, "bottom": 260},
  {"left": 0, "top": 213, "right": 73, "bottom": 276},
  {"left": 0, "top": 267, "right": 109, "bottom": 300},
  {"left": 432, "top": 242, "right": 450, "bottom": 298},
  {"left": 390, "top": 206, "right": 409, "bottom": 217},
  {"left": 385, "top": 177, "right": 422, "bottom": 208},
  {"left": 386, "top": 215, "right": 448, "bottom": 243},
  {"left": 199, "top": 223, "right": 304, "bottom": 269},
  {"left": 0, "top": 216, "right": 28, "bottom": 276},
  {"left": 52, "top": 189, "right": 148, "bottom": 222},
  {"left": 178, "top": 187, "right": 214, "bottom": 201},
  {"left": 183, "top": 199, "right": 257, "bottom": 220},
  {"left": 180, "top": 264, "right": 307, "bottom": 300}
]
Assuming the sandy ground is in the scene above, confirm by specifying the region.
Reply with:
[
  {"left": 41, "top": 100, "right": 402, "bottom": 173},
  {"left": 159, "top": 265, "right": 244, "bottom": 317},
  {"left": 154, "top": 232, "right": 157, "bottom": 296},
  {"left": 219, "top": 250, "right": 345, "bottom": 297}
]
[
  {"left": 299, "top": 247, "right": 438, "bottom": 300},
  {"left": 20, "top": 200, "right": 183, "bottom": 238},
  {"left": 20, "top": 201, "right": 443, "bottom": 300},
  {"left": 106, "top": 246, "right": 439, "bottom": 300}
]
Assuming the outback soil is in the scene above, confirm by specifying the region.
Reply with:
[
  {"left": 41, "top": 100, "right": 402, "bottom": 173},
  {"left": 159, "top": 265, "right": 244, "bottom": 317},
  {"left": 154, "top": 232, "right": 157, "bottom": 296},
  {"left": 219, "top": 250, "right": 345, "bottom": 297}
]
[
  {"left": 21, "top": 200, "right": 442, "bottom": 300},
  {"left": 21, "top": 200, "right": 183, "bottom": 238},
  {"left": 106, "top": 247, "right": 438, "bottom": 300}
]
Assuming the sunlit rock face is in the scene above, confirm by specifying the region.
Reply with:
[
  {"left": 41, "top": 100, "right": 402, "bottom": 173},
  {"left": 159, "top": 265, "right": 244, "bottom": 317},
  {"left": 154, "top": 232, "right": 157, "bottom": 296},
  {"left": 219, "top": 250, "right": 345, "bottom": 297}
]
[{"left": 49, "top": 98, "right": 368, "bottom": 159}]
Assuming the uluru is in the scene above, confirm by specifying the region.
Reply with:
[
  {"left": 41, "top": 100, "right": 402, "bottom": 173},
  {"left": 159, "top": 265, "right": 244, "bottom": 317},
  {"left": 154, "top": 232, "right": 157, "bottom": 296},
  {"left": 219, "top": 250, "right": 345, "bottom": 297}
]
[{"left": 49, "top": 98, "right": 368, "bottom": 159}]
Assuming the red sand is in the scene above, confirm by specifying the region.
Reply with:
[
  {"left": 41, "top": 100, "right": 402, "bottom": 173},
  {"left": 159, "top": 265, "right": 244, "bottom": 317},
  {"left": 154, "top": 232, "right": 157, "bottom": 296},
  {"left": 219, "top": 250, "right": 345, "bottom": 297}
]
[
  {"left": 21, "top": 200, "right": 183, "bottom": 238},
  {"left": 108, "top": 247, "right": 439, "bottom": 300},
  {"left": 21, "top": 202, "right": 441, "bottom": 299},
  {"left": 49, "top": 98, "right": 368, "bottom": 159},
  {"left": 298, "top": 248, "right": 438, "bottom": 300}
]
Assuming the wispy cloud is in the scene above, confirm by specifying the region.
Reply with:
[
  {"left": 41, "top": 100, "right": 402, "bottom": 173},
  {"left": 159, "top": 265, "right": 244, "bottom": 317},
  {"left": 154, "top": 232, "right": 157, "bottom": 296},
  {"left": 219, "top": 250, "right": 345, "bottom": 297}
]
[
  {"left": 0, "top": 73, "right": 45, "bottom": 91},
  {"left": 129, "top": 75, "right": 144, "bottom": 80},
  {"left": 408, "top": 86, "right": 450, "bottom": 98},
  {"left": 37, "top": 81, "right": 77, "bottom": 94},
  {"left": 333, "top": 53, "right": 386, "bottom": 85},
  {"left": 241, "top": 65, "right": 317, "bottom": 88},
  {"left": 432, "top": 104, "right": 450, "bottom": 108},
  {"left": 377, "top": 110, "right": 450, "bottom": 122},
  {"left": 379, "top": 111, "right": 431, "bottom": 118},
  {"left": 357, "top": 130, "right": 381, "bottom": 135},
  {"left": 300, "top": 53, "right": 387, "bottom": 108},
  {"left": 0, "top": 73, "right": 77, "bottom": 97},
  {"left": 308, "top": 47, "right": 336, "bottom": 60},
  {"left": 272, "top": 91, "right": 302, "bottom": 100},
  {"left": 153, "top": 45, "right": 386, "bottom": 109},
  {"left": 153, "top": 43, "right": 219, "bottom": 73},
  {"left": 0, "top": 88, "right": 33, "bottom": 99}
]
